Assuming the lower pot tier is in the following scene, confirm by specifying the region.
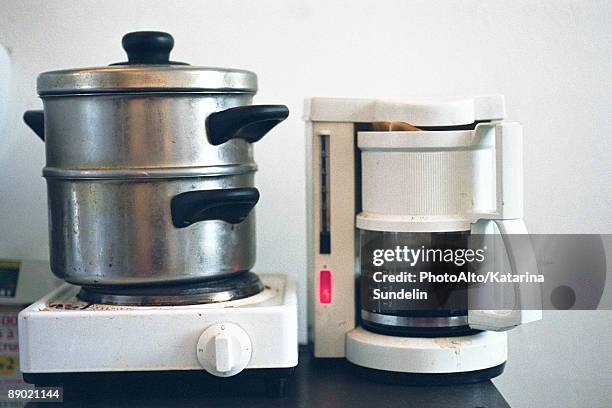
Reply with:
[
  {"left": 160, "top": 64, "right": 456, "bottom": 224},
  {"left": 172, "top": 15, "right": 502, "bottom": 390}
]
[{"left": 45, "top": 171, "right": 257, "bottom": 286}]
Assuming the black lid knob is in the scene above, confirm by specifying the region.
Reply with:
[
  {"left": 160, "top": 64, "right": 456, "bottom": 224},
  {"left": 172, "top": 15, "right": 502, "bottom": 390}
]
[{"left": 120, "top": 31, "right": 182, "bottom": 65}]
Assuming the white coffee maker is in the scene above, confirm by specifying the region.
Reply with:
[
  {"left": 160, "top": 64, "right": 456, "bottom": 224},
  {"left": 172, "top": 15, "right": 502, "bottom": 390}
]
[{"left": 305, "top": 95, "right": 541, "bottom": 383}]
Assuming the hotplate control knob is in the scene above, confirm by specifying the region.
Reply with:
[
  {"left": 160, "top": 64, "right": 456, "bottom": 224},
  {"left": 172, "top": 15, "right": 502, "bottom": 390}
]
[{"left": 196, "top": 323, "right": 252, "bottom": 377}]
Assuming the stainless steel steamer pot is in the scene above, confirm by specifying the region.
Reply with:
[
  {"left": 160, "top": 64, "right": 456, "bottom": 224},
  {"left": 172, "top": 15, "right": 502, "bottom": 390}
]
[{"left": 24, "top": 31, "right": 288, "bottom": 288}]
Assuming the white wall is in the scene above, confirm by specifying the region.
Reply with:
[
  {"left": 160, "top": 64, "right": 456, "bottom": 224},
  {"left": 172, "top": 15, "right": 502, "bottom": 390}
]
[{"left": 1, "top": 1, "right": 611, "bottom": 406}]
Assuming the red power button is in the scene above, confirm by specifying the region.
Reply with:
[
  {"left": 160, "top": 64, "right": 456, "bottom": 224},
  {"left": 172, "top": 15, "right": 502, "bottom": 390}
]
[{"left": 319, "top": 270, "right": 332, "bottom": 304}]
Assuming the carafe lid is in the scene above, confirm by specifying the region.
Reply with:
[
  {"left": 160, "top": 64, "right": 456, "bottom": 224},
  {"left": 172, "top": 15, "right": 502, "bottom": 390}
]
[{"left": 37, "top": 31, "right": 258, "bottom": 96}]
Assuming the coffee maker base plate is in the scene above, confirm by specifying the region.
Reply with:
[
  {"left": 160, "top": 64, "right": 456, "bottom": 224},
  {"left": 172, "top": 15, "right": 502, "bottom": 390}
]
[
  {"left": 346, "top": 326, "right": 507, "bottom": 380},
  {"left": 350, "top": 362, "right": 506, "bottom": 385}
]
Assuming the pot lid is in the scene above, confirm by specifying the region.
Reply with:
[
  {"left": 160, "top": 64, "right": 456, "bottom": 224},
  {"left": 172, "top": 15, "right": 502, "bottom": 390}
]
[{"left": 37, "top": 31, "right": 258, "bottom": 95}]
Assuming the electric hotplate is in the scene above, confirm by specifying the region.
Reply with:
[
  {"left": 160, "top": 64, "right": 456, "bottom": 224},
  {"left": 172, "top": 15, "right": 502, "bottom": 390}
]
[{"left": 18, "top": 273, "right": 298, "bottom": 397}]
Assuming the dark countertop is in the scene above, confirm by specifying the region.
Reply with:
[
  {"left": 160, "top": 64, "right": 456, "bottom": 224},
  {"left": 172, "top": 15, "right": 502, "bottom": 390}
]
[{"left": 22, "top": 346, "right": 509, "bottom": 408}]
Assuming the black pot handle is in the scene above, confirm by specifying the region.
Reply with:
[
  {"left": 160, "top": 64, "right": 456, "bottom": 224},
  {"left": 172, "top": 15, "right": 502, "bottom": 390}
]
[
  {"left": 23, "top": 110, "right": 45, "bottom": 141},
  {"left": 206, "top": 105, "right": 289, "bottom": 146},
  {"left": 171, "top": 187, "right": 260, "bottom": 228}
]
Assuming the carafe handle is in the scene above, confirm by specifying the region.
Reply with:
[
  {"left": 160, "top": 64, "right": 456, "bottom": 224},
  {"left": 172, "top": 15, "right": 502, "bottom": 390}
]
[
  {"left": 467, "top": 122, "right": 542, "bottom": 330},
  {"left": 467, "top": 219, "right": 542, "bottom": 331}
]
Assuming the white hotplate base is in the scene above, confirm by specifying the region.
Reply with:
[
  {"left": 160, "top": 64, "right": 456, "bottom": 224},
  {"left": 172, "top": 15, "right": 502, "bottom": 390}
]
[{"left": 19, "top": 273, "right": 298, "bottom": 375}]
